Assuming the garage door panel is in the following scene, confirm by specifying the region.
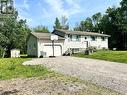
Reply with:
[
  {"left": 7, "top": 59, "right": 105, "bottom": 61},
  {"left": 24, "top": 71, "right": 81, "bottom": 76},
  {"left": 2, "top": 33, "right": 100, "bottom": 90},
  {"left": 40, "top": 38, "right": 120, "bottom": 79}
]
[
  {"left": 43, "top": 45, "right": 61, "bottom": 57},
  {"left": 54, "top": 46, "right": 61, "bottom": 56},
  {"left": 43, "top": 46, "right": 53, "bottom": 57}
]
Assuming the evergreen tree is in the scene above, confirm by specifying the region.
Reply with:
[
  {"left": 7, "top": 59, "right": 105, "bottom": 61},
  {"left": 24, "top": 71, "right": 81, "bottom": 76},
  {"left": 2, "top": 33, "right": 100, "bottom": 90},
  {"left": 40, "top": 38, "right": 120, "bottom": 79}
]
[
  {"left": 54, "top": 17, "right": 62, "bottom": 29},
  {"left": 33, "top": 25, "right": 49, "bottom": 33}
]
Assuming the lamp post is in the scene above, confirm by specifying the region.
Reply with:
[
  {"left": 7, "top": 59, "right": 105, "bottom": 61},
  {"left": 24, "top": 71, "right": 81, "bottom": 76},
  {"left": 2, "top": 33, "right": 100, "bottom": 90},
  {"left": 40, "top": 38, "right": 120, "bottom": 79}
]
[{"left": 51, "top": 34, "right": 58, "bottom": 57}]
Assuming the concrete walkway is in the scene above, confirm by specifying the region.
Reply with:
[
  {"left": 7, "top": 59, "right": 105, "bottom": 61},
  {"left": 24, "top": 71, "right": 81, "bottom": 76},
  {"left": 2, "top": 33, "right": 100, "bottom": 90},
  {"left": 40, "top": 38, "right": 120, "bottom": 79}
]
[{"left": 23, "top": 56, "right": 127, "bottom": 95}]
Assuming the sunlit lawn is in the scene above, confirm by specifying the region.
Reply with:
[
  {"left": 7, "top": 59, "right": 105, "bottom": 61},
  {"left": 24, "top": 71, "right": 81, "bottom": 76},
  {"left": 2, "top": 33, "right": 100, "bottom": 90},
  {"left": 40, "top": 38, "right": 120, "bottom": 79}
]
[
  {"left": 73, "top": 50, "right": 127, "bottom": 63},
  {"left": 0, "top": 58, "right": 50, "bottom": 80}
]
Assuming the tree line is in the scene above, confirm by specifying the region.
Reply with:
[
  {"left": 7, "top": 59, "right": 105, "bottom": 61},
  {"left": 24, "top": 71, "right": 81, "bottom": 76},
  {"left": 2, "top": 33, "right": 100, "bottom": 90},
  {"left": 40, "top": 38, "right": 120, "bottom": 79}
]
[
  {"left": 0, "top": 0, "right": 31, "bottom": 57},
  {"left": 54, "top": 0, "right": 127, "bottom": 50},
  {"left": 0, "top": 0, "right": 127, "bottom": 58},
  {"left": 73, "top": 0, "right": 127, "bottom": 50}
]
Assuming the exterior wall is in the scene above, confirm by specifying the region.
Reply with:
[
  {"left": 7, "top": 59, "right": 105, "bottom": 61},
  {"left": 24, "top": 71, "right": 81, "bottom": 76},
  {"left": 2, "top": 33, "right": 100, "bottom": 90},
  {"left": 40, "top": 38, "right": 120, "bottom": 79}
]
[
  {"left": 63, "top": 34, "right": 109, "bottom": 53},
  {"left": 27, "top": 35, "right": 38, "bottom": 57},
  {"left": 11, "top": 49, "right": 20, "bottom": 58},
  {"left": 63, "top": 35, "right": 87, "bottom": 53},
  {"left": 89, "top": 36, "right": 108, "bottom": 49},
  {"left": 27, "top": 33, "right": 109, "bottom": 57},
  {"left": 37, "top": 39, "right": 64, "bottom": 57}
]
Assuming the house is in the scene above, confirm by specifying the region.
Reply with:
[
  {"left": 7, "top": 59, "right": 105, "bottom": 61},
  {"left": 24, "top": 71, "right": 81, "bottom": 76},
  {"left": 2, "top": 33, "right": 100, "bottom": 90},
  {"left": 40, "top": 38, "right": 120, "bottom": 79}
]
[{"left": 27, "top": 29, "right": 110, "bottom": 57}]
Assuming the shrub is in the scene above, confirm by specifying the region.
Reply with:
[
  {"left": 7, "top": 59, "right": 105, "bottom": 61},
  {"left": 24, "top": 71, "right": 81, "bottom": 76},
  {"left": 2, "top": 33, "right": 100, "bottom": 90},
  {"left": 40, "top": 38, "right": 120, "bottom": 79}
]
[{"left": 0, "top": 47, "right": 5, "bottom": 58}]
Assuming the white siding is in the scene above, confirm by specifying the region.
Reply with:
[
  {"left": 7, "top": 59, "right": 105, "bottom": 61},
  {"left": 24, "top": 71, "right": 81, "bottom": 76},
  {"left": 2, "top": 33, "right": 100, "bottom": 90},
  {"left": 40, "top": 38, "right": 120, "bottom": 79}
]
[
  {"left": 37, "top": 40, "right": 64, "bottom": 57},
  {"left": 63, "top": 34, "right": 109, "bottom": 53},
  {"left": 27, "top": 33, "right": 109, "bottom": 57},
  {"left": 11, "top": 49, "right": 20, "bottom": 58},
  {"left": 84, "top": 36, "right": 108, "bottom": 49},
  {"left": 63, "top": 35, "right": 87, "bottom": 53}
]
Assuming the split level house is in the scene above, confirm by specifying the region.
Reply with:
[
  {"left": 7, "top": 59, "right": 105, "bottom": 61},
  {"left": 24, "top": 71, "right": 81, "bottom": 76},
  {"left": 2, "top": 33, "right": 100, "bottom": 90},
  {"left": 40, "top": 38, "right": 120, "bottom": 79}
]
[{"left": 27, "top": 29, "right": 110, "bottom": 57}]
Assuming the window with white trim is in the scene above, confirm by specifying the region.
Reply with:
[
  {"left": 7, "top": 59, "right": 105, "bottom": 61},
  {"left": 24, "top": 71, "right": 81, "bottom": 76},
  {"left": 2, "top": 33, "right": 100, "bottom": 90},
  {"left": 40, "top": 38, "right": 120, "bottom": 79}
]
[{"left": 76, "top": 35, "right": 81, "bottom": 41}]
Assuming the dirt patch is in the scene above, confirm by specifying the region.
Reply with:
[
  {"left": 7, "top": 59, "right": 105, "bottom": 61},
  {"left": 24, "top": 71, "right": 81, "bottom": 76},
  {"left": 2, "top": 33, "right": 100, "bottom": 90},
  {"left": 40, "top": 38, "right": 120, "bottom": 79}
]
[
  {"left": 0, "top": 76, "right": 120, "bottom": 95},
  {"left": 0, "top": 78, "right": 88, "bottom": 95}
]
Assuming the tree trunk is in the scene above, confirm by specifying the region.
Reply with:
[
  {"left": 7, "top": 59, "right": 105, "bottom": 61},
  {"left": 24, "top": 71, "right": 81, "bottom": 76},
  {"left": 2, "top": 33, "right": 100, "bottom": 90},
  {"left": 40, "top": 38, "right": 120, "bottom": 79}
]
[{"left": 2, "top": 48, "right": 6, "bottom": 58}]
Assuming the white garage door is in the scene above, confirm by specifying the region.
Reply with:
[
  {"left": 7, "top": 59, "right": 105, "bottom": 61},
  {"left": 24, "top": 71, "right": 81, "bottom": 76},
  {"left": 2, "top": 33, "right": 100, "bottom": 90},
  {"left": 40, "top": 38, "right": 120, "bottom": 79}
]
[{"left": 43, "top": 45, "right": 62, "bottom": 57}]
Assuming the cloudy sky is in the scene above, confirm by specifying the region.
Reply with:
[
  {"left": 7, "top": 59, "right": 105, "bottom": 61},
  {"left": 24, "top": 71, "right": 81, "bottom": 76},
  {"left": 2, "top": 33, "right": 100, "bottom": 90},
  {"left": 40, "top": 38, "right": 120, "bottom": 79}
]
[{"left": 15, "top": 0, "right": 122, "bottom": 31}]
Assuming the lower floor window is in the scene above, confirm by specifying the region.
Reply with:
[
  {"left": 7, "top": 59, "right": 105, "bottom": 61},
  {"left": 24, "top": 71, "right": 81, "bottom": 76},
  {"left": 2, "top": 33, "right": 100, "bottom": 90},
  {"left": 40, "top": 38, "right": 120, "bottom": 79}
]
[{"left": 101, "top": 37, "right": 106, "bottom": 41}]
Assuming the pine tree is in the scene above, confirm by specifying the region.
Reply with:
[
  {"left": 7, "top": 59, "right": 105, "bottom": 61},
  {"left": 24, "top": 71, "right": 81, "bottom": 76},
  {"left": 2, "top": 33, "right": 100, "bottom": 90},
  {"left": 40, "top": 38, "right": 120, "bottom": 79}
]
[{"left": 54, "top": 17, "right": 62, "bottom": 29}]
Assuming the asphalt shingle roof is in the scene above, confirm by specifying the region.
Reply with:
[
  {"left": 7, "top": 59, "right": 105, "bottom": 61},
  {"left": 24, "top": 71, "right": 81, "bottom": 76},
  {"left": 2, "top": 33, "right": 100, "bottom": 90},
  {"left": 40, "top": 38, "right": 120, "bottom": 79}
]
[
  {"left": 31, "top": 32, "right": 65, "bottom": 40},
  {"left": 54, "top": 29, "right": 111, "bottom": 37}
]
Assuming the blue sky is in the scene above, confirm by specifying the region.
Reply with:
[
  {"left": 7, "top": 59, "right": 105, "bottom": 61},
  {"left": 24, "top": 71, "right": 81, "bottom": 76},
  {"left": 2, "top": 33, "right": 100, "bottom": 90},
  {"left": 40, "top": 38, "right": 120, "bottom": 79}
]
[{"left": 14, "top": 0, "right": 122, "bottom": 31}]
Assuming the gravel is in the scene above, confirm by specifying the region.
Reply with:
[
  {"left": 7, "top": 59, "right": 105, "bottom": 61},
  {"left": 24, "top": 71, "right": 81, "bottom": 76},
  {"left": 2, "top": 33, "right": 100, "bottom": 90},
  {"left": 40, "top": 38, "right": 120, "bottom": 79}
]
[
  {"left": 23, "top": 56, "right": 127, "bottom": 95},
  {"left": 0, "top": 77, "right": 87, "bottom": 95}
]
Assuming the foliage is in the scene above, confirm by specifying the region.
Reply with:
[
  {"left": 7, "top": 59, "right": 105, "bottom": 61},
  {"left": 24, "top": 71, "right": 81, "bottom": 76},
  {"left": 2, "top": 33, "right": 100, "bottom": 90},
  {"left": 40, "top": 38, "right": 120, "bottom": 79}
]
[
  {"left": 0, "top": 0, "right": 31, "bottom": 57},
  {"left": 74, "top": 17, "right": 94, "bottom": 32},
  {"left": 0, "top": 58, "right": 51, "bottom": 80},
  {"left": 92, "top": 12, "right": 102, "bottom": 32},
  {"left": 61, "top": 16, "right": 69, "bottom": 30},
  {"left": 54, "top": 17, "right": 62, "bottom": 29},
  {"left": 73, "top": 50, "right": 127, "bottom": 64},
  {"left": 73, "top": 0, "right": 127, "bottom": 50},
  {"left": 81, "top": 17, "right": 93, "bottom": 31},
  {"left": 0, "top": 47, "right": 5, "bottom": 58},
  {"left": 33, "top": 25, "right": 49, "bottom": 33},
  {"left": 0, "top": 18, "right": 31, "bottom": 57},
  {"left": 54, "top": 16, "right": 69, "bottom": 30}
]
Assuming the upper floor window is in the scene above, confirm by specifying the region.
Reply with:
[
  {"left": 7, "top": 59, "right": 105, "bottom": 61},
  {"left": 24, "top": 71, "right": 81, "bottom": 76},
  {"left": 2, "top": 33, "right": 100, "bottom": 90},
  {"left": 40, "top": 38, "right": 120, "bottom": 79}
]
[
  {"left": 91, "top": 36, "right": 96, "bottom": 41},
  {"left": 68, "top": 34, "right": 72, "bottom": 41},
  {"left": 76, "top": 35, "right": 81, "bottom": 41},
  {"left": 101, "top": 37, "right": 106, "bottom": 41}
]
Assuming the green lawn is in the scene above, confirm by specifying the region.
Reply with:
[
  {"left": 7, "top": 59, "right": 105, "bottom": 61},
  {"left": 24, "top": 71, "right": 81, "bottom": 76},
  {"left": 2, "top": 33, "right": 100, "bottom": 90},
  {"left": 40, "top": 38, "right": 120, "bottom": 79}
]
[
  {"left": 73, "top": 50, "right": 127, "bottom": 63},
  {"left": 0, "top": 58, "right": 51, "bottom": 80}
]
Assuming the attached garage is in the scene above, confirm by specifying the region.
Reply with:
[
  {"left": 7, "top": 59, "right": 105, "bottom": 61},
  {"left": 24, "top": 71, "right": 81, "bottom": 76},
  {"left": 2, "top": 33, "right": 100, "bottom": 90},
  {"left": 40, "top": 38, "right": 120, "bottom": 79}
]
[
  {"left": 27, "top": 32, "right": 64, "bottom": 57},
  {"left": 43, "top": 45, "right": 62, "bottom": 57}
]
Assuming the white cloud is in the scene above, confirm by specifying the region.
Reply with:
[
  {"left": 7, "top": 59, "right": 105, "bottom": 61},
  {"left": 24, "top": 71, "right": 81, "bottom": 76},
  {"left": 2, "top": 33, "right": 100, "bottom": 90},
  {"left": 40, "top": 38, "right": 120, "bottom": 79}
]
[
  {"left": 42, "top": 0, "right": 82, "bottom": 18},
  {"left": 65, "top": 0, "right": 82, "bottom": 15},
  {"left": 15, "top": 0, "right": 32, "bottom": 25}
]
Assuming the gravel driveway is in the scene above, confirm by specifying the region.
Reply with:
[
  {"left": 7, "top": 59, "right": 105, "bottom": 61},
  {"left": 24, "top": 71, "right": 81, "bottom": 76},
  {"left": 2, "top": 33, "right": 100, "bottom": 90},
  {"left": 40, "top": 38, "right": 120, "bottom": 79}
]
[{"left": 23, "top": 56, "right": 127, "bottom": 95}]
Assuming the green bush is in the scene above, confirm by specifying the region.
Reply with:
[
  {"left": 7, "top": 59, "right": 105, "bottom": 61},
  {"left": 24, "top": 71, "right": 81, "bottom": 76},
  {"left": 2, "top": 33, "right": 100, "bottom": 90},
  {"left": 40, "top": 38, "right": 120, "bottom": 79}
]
[{"left": 0, "top": 48, "right": 5, "bottom": 58}]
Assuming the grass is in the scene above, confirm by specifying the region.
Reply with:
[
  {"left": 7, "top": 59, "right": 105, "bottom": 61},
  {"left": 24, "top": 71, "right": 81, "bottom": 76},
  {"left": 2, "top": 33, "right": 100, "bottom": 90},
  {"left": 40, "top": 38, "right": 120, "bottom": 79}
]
[
  {"left": 0, "top": 58, "right": 51, "bottom": 80},
  {"left": 73, "top": 50, "right": 127, "bottom": 63},
  {"left": 0, "top": 58, "right": 121, "bottom": 94}
]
